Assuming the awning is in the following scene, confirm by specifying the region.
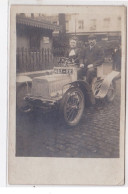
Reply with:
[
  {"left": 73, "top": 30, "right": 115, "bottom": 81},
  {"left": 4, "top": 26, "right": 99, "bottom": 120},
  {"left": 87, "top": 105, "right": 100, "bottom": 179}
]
[{"left": 16, "top": 15, "right": 61, "bottom": 31}]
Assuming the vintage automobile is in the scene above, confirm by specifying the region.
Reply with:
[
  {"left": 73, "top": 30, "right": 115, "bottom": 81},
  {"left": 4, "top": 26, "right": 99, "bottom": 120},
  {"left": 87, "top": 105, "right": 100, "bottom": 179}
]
[{"left": 16, "top": 58, "right": 120, "bottom": 126}]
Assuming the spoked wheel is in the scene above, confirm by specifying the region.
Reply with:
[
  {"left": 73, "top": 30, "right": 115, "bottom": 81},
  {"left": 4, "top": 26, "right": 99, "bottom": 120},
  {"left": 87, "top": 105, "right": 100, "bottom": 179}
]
[
  {"left": 92, "top": 77, "right": 104, "bottom": 97},
  {"left": 60, "top": 87, "right": 85, "bottom": 126},
  {"left": 106, "top": 81, "right": 116, "bottom": 102},
  {"left": 16, "top": 83, "right": 32, "bottom": 113}
]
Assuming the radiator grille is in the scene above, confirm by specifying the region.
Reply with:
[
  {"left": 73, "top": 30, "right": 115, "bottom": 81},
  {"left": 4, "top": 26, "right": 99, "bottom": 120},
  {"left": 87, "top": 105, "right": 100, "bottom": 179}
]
[{"left": 31, "top": 74, "right": 71, "bottom": 98}]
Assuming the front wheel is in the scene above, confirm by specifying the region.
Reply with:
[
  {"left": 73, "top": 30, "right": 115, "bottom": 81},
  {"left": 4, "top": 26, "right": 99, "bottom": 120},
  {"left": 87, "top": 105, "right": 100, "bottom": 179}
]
[
  {"left": 60, "top": 87, "right": 85, "bottom": 126},
  {"left": 106, "top": 81, "right": 116, "bottom": 102}
]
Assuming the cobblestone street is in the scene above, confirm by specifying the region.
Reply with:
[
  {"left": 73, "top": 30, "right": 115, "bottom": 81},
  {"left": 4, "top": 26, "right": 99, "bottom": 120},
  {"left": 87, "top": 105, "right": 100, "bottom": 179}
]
[{"left": 16, "top": 64, "right": 120, "bottom": 158}]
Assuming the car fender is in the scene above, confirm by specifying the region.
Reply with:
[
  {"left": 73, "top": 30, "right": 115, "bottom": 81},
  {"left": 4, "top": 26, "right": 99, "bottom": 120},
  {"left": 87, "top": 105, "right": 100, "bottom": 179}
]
[
  {"left": 16, "top": 75, "right": 32, "bottom": 88},
  {"left": 16, "top": 75, "right": 32, "bottom": 84},
  {"left": 16, "top": 75, "right": 32, "bottom": 100},
  {"left": 69, "top": 80, "right": 96, "bottom": 105},
  {"left": 95, "top": 71, "right": 120, "bottom": 99}
]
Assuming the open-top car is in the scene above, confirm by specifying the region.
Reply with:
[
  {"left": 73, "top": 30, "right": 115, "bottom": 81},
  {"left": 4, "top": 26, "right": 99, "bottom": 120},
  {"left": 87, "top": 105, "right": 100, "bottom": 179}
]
[{"left": 16, "top": 57, "right": 120, "bottom": 126}]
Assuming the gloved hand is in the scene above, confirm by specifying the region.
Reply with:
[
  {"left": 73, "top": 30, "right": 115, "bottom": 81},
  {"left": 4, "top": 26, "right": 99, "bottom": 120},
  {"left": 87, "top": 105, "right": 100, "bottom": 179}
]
[
  {"left": 80, "top": 64, "right": 84, "bottom": 68},
  {"left": 87, "top": 64, "right": 93, "bottom": 69}
]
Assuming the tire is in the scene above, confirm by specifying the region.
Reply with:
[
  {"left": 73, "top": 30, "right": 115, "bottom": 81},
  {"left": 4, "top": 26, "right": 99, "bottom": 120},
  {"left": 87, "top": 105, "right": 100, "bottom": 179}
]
[
  {"left": 60, "top": 87, "right": 85, "bottom": 126},
  {"left": 106, "top": 81, "right": 116, "bottom": 102},
  {"left": 16, "top": 83, "right": 32, "bottom": 113}
]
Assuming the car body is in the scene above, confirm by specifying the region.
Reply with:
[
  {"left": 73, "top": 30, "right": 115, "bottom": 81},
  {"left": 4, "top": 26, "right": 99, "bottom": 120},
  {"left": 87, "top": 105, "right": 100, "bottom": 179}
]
[{"left": 16, "top": 60, "right": 120, "bottom": 126}]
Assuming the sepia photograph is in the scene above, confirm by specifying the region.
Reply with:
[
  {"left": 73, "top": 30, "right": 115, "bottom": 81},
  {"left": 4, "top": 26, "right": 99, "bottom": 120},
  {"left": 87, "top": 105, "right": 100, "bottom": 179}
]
[
  {"left": 9, "top": 5, "right": 126, "bottom": 185},
  {"left": 16, "top": 9, "right": 122, "bottom": 158}
]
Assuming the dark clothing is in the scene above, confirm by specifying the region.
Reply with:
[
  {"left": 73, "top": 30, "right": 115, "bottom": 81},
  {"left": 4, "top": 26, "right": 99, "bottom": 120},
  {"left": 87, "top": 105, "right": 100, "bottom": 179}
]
[
  {"left": 112, "top": 48, "right": 121, "bottom": 71},
  {"left": 86, "top": 68, "right": 97, "bottom": 84},
  {"left": 80, "top": 45, "right": 104, "bottom": 67},
  {"left": 65, "top": 48, "right": 81, "bottom": 64},
  {"left": 79, "top": 44, "right": 104, "bottom": 83}
]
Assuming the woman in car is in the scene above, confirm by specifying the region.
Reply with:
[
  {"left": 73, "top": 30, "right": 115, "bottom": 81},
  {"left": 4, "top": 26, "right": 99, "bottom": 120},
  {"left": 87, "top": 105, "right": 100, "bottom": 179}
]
[{"left": 65, "top": 36, "right": 81, "bottom": 65}]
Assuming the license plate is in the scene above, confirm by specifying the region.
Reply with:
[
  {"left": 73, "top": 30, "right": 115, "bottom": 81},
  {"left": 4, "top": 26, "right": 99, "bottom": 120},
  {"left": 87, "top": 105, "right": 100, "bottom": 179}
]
[{"left": 54, "top": 69, "right": 73, "bottom": 74}]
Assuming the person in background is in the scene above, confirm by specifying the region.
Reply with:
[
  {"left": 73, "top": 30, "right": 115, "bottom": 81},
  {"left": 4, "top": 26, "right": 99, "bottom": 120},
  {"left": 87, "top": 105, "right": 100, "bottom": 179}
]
[
  {"left": 112, "top": 46, "right": 121, "bottom": 71},
  {"left": 79, "top": 34, "right": 105, "bottom": 84}
]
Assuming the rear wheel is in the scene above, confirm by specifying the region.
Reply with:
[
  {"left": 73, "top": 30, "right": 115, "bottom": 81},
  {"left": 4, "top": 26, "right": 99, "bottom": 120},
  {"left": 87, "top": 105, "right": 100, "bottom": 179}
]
[
  {"left": 106, "top": 81, "right": 116, "bottom": 102},
  {"left": 60, "top": 87, "right": 85, "bottom": 126}
]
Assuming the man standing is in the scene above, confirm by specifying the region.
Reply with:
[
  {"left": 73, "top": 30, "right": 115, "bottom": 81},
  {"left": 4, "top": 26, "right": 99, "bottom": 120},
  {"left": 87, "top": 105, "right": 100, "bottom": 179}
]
[{"left": 80, "top": 34, "right": 104, "bottom": 84}]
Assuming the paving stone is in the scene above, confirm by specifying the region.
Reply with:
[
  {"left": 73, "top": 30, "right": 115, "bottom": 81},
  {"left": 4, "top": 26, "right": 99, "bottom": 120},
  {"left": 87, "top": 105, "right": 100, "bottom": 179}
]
[{"left": 16, "top": 67, "right": 121, "bottom": 158}]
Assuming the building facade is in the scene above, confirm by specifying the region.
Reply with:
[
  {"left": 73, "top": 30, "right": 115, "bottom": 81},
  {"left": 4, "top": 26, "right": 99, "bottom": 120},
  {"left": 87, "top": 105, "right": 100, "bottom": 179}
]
[
  {"left": 16, "top": 13, "right": 61, "bottom": 51},
  {"left": 48, "top": 12, "right": 121, "bottom": 42},
  {"left": 16, "top": 13, "right": 61, "bottom": 72}
]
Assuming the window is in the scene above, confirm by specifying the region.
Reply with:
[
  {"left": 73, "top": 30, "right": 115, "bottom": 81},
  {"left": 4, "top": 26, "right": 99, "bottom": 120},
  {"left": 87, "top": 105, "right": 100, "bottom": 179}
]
[
  {"left": 117, "top": 16, "right": 121, "bottom": 28},
  {"left": 104, "top": 18, "right": 110, "bottom": 28},
  {"left": 43, "top": 37, "right": 50, "bottom": 44},
  {"left": 19, "top": 13, "right": 25, "bottom": 17},
  {"left": 90, "top": 19, "right": 96, "bottom": 30},
  {"left": 31, "top": 13, "right": 34, "bottom": 18},
  {"left": 66, "top": 20, "right": 69, "bottom": 32},
  {"left": 78, "top": 20, "right": 84, "bottom": 30},
  {"left": 30, "top": 33, "right": 40, "bottom": 51}
]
